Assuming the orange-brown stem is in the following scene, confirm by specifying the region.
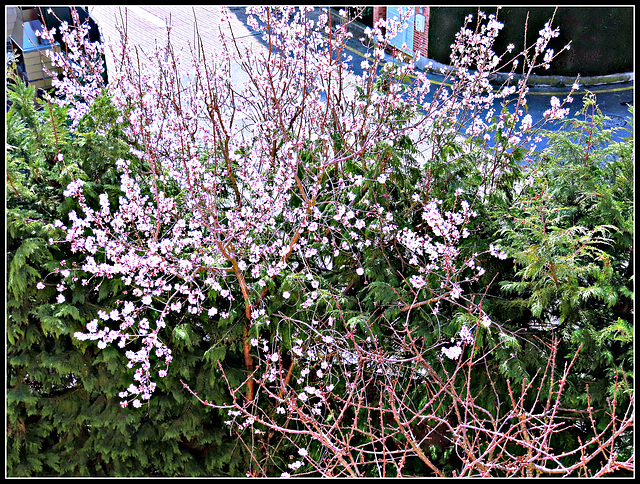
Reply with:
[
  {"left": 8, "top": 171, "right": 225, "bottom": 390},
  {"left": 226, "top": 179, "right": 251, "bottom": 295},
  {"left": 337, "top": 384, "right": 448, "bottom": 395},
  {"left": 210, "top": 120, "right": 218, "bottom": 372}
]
[{"left": 243, "top": 325, "right": 255, "bottom": 401}]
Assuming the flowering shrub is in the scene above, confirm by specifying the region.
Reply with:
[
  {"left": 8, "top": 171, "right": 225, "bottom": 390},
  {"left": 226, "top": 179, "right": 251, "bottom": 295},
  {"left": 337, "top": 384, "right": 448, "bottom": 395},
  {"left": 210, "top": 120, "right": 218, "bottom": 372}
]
[{"left": 26, "top": 6, "right": 632, "bottom": 477}]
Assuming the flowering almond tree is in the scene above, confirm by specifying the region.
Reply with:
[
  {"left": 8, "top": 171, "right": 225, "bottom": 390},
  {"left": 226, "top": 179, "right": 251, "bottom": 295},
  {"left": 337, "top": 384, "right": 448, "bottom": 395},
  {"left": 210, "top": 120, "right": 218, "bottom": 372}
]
[{"left": 37, "top": 6, "right": 632, "bottom": 477}]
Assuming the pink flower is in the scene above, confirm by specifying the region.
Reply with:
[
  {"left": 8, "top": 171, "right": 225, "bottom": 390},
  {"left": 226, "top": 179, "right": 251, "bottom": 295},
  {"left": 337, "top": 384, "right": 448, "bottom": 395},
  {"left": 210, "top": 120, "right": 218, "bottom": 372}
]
[
  {"left": 442, "top": 345, "right": 463, "bottom": 360},
  {"left": 409, "top": 275, "right": 426, "bottom": 289},
  {"left": 123, "top": 301, "right": 135, "bottom": 315},
  {"left": 459, "top": 326, "right": 474, "bottom": 345}
]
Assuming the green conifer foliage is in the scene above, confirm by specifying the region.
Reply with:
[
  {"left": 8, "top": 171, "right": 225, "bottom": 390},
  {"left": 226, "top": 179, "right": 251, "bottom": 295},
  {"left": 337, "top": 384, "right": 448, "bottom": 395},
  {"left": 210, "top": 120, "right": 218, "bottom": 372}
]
[
  {"left": 6, "top": 72, "right": 248, "bottom": 476},
  {"left": 489, "top": 97, "right": 634, "bottom": 469}
]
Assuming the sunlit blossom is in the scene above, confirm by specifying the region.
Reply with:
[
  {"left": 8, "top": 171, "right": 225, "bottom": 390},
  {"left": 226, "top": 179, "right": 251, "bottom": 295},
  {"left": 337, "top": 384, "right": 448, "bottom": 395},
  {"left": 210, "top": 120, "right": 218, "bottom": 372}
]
[{"left": 442, "top": 345, "right": 463, "bottom": 360}]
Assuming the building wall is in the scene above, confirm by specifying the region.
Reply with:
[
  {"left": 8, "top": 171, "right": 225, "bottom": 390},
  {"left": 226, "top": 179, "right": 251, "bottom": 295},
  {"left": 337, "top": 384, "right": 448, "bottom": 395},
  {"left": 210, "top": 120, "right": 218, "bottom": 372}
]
[
  {"left": 373, "top": 6, "right": 633, "bottom": 77},
  {"left": 373, "top": 6, "right": 385, "bottom": 29},
  {"left": 6, "top": 6, "right": 24, "bottom": 42}
]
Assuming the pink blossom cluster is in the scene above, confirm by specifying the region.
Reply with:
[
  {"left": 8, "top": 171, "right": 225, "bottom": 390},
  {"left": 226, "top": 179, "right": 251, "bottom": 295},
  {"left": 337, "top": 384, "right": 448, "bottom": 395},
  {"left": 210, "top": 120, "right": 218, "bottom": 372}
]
[
  {"left": 535, "top": 21, "right": 562, "bottom": 70},
  {"left": 36, "top": 8, "right": 106, "bottom": 130}
]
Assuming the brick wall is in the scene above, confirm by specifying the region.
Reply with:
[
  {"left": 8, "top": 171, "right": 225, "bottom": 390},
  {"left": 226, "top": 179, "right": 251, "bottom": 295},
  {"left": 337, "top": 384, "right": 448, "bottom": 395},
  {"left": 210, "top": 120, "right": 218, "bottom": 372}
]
[
  {"left": 372, "top": 6, "right": 430, "bottom": 58},
  {"left": 372, "top": 6, "right": 386, "bottom": 27},
  {"left": 412, "top": 7, "right": 430, "bottom": 58}
]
